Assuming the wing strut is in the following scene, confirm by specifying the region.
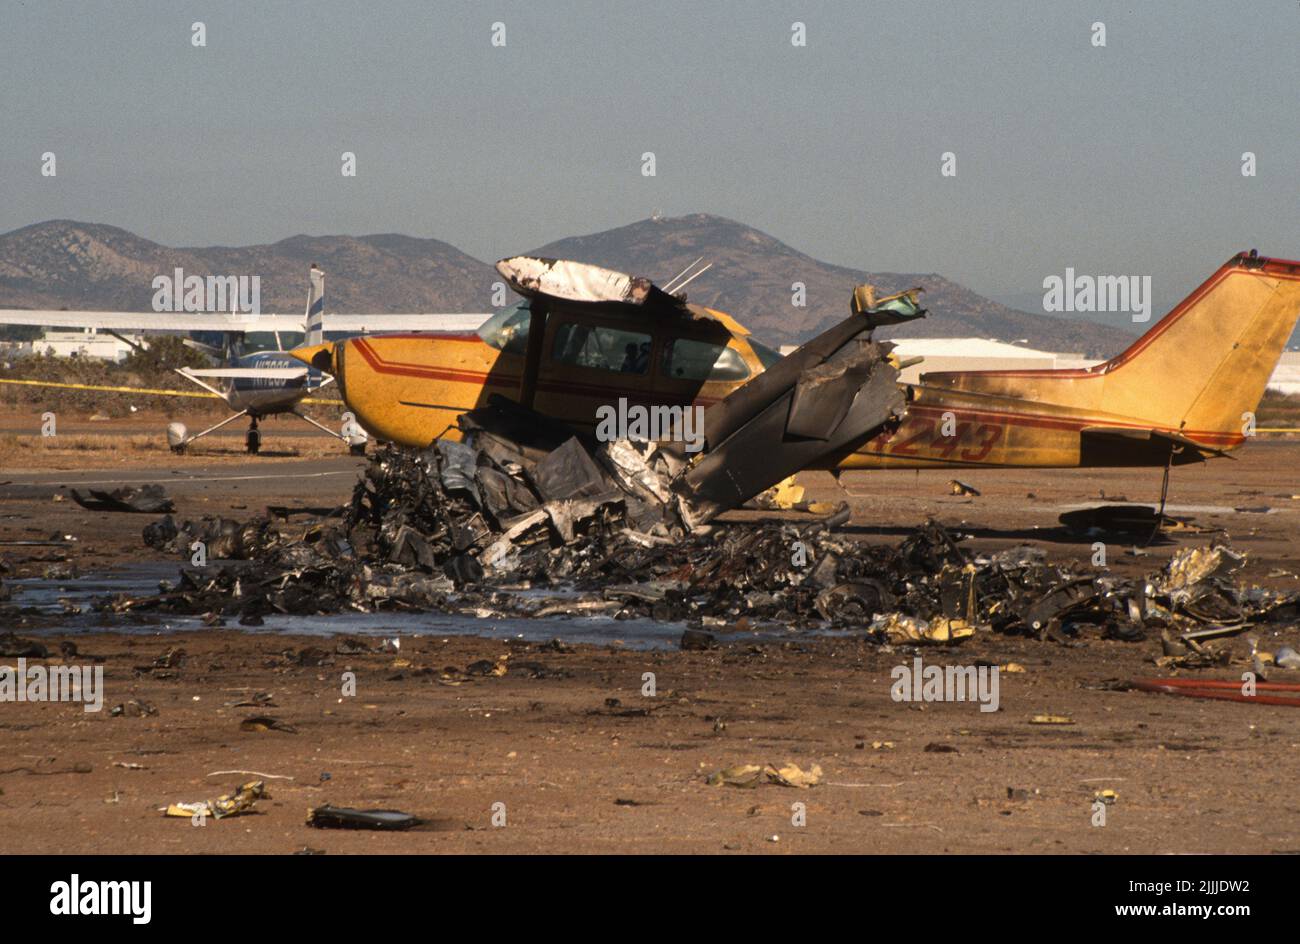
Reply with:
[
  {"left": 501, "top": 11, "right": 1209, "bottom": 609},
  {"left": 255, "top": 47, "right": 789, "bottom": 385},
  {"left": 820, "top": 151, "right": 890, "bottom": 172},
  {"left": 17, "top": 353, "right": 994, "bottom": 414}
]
[{"left": 171, "top": 409, "right": 250, "bottom": 453}]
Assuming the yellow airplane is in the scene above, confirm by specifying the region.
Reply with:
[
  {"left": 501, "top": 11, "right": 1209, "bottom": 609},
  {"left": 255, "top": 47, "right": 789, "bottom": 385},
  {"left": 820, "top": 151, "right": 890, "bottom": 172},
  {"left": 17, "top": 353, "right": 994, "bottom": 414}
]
[{"left": 292, "top": 251, "right": 1300, "bottom": 492}]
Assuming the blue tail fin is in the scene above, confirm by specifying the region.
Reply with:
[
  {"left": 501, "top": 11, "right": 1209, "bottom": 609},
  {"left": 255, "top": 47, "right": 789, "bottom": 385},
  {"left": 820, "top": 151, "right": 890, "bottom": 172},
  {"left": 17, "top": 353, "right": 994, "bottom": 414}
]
[{"left": 304, "top": 264, "right": 325, "bottom": 345}]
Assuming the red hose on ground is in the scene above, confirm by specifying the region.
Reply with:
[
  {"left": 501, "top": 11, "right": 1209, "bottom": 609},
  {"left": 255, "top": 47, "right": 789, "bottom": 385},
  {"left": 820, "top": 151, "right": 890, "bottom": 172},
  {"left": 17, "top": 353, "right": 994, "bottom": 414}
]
[{"left": 1130, "top": 676, "right": 1300, "bottom": 706}]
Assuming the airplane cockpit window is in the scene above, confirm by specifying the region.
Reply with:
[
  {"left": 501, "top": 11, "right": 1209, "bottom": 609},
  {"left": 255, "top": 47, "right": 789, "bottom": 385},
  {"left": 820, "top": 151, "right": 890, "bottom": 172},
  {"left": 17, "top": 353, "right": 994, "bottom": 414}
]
[
  {"left": 661, "top": 337, "right": 751, "bottom": 382},
  {"left": 551, "top": 322, "right": 652, "bottom": 374},
  {"left": 241, "top": 331, "right": 306, "bottom": 354},
  {"left": 476, "top": 301, "right": 532, "bottom": 355},
  {"left": 241, "top": 332, "right": 275, "bottom": 354}
]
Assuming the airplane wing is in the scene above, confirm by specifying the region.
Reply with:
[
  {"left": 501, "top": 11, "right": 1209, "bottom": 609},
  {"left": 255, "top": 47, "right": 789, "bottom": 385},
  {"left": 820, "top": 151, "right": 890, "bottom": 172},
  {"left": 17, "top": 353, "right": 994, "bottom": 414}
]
[
  {"left": 0, "top": 310, "right": 307, "bottom": 332},
  {"left": 321, "top": 314, "right": 491, "bottom": 333},
  {"left": 0, "top": 310, "right": 490, "bottom": 334},
  {"left": 179, "top": 367, "right": 309, "bottom": 379},
  {"left": 174, "top": 367, "right": 335, "bottom": 398}
]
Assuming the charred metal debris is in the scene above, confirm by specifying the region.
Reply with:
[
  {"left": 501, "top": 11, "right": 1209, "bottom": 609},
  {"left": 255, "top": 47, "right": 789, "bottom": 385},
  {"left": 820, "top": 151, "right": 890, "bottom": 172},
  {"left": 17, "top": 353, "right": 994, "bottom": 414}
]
[
  {"left": 109, "top": 429, "right": 1297, "bottom": 646},
  {"left": 72, "top": 483, "right": 175, "bottom": 514}
]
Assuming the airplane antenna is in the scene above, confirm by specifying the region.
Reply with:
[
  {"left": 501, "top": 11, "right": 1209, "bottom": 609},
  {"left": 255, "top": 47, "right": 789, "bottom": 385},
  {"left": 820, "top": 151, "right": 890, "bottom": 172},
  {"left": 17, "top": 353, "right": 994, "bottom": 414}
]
[
  {"left": 662, "top": 257, "right": 704, "bottom": 293},
  {"left": 670, "top": 262, "right": 712, "bottom": 295}
]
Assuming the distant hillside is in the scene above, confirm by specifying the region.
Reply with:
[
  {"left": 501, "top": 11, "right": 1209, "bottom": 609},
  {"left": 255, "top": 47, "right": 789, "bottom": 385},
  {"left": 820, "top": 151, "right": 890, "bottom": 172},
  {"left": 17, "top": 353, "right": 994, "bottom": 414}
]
[
  {"left": 0, "top": 220, "right": 498, "bottom": 315},
  {"left": 0, "top": 216, "right": 1134, "bottom": 356},
  {"left": 993, "top": 282, "right": 1300, "bottom": 351},
  {"left": 532, "top": 215, "right": 1133, "bottom": 355}
]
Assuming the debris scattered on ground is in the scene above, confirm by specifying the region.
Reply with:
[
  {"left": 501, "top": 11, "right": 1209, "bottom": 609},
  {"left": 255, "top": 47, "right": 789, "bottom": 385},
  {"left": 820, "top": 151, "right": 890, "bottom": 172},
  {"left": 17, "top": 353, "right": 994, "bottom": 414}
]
[
  {"left": 335, "top": 636, "right": 377, "bottom": 655},
  {"left": 462, "top": 655, "right": 509, "bottom": 677},
  {"left": 164, "top": 780, "right": 266, "bottom": 820},
  {"left": 109, "top": 699, "right": 157, "bottom": 718},
  {"left": 872, "top": 613, "right": 976, "bottom": 646},
  {"left": 706, "top": 762, "right": 822, "bottom": 788},
  {"left": 143, "top": 514, "right": 282, "bottom": 559},
  {"left": 1275, "top": 645, "right": 1300, "bottom": 669},
  {"left": 750, "top": 475, "right": 804, "bottom": 509},
  {"left": 305, "top": 805, "right": 422, "bottom": 830},
  {"left": 204, "top": 769, "right": 294, "bottom": 780},
  {"left": 71, "top": 483, "right": 174, "bottom": 514},
  {"left": 680, "top": 628, "right": 715, "bottom": 650},
  {"left": 134, "top": 646, "right": 186, "bottom": 677},
  {"left": 1028, "top": 715, "right": 1075, "bottom": 725},
  {"left": 948, "top": 479, "right": 980, "bottom": 497},
  {"left": 0, "top": 632, "right": 49, "bottom": 658},
  {"left": 97, "top": 405, "right": 1299, "bottom": 653}
]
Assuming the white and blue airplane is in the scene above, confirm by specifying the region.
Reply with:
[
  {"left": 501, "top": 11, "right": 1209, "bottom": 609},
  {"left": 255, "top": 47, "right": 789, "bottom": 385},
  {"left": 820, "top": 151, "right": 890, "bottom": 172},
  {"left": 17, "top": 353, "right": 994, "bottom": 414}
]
[{"left": 0, "top": 266, "right": 488, "bottom": 454}]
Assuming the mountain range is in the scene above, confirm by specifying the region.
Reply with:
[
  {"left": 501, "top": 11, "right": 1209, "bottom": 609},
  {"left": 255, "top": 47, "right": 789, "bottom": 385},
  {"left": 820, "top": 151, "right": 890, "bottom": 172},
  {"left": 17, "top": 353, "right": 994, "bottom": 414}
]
[{"left": 0, "top": 216, "right": 1135, "bottom": 355}]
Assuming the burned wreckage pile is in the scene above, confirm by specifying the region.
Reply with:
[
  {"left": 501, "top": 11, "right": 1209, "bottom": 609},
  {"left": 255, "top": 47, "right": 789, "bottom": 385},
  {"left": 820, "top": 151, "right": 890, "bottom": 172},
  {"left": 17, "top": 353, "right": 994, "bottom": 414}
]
[
  {"left": 108, "top": 270, "right": 1296, "bottom": 647},
  {"left": 116, "top": 411, "right": 1297, "bottom": 648}
]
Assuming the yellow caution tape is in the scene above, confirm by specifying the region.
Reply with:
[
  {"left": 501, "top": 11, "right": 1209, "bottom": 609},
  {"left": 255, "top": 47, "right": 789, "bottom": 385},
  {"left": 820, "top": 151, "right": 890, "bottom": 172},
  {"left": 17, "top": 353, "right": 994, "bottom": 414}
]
[
  {"left": 0, "top": 377, "right": 339, "bottom": 405},
  {"left": 0, "top": 377, "right": 218, "bottom": 398}
]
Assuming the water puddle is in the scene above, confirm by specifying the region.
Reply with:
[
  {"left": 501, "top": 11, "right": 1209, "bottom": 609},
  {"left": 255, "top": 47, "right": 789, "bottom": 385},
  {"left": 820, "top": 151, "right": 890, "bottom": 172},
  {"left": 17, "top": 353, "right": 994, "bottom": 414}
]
[{"left": 4, "top": 563, "right": 822, "bottom": 651}]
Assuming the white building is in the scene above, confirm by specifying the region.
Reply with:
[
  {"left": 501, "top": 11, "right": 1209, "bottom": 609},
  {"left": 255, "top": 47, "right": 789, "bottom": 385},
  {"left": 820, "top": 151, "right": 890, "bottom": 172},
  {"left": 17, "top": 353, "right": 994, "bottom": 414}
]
[
  {"left": 31, "top": 329, "right": 145, "bottom": 362},
  {"left": 777, "top": 338, "right": 1095, "bottom": 382},
  {"left": 777, "top": 337, "right": 1299, "bottom": 394},
  {"left": 885, "top": 337, "right": 1093, "bottom": 383},
  {"left": 1266, "top": 351, "right": 1300, "bottom": 396}
]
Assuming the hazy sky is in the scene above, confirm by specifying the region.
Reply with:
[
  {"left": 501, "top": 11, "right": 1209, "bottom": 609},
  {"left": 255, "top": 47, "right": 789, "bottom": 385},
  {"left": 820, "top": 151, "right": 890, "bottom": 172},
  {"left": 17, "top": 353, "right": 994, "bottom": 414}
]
[{"left": 2, "top": 0, "right": 1296, "bottom": 311}]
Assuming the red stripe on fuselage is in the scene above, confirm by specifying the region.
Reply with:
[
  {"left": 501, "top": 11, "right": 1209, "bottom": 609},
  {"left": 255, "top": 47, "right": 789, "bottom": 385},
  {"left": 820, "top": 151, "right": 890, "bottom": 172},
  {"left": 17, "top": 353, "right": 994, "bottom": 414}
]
[
  {"left": 905, "top": 403, "right": 1243, "bottom": 445},
  {"left": 351, "top": 337, "right": 722, "bottom": 405}
]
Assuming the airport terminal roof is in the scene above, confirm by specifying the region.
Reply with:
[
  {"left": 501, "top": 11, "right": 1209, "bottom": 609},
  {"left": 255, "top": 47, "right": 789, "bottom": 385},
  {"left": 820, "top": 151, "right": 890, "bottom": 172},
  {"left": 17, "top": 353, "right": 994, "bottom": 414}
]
[{"left": 887, "top": 337, "right": 1067, "bottom": 359}]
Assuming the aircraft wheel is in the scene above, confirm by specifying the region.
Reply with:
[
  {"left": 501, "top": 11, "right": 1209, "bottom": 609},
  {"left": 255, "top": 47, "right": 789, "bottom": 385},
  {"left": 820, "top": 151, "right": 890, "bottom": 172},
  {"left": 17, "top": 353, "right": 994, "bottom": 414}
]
[
  {"left": 349, "top": 442, "right": 367, "bottom": 456},
  {"left": 170, "top": 443, "right": 186, "bottom": 455},
  {"left": 246, "top": 427, "right": 262, "bottom": 454}
]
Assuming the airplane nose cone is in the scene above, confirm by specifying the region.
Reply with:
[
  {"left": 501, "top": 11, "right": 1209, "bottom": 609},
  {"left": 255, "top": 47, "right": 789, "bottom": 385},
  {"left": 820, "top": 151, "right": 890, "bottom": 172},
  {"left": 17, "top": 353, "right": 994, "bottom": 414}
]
[
  {"left": 291, "top": 339, "right": 360, "bottom": 427},
  {"left": 289, "top": 342, "right": 335, "bottom": 373}
]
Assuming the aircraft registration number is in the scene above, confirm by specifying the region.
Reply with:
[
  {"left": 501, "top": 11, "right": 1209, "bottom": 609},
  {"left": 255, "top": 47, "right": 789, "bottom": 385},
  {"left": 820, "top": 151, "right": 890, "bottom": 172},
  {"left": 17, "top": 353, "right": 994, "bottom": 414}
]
[{"left": 877, "top": 417, "right": 1004, "bottom": 462}]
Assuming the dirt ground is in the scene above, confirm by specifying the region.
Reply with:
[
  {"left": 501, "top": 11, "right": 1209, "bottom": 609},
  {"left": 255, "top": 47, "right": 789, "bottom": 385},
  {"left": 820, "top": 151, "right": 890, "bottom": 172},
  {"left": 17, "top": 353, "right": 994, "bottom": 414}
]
[
  {"left": 1, "top": 414, "right": 1299, "bottom": 854},
  {"left": 0, "top": 407, "right": 346, "bottom": 469}
]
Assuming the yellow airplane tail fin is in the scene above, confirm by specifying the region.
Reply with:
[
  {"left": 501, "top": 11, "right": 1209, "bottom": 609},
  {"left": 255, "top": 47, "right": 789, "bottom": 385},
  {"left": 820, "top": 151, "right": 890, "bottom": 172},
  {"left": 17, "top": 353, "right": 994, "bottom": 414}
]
[
  {"left": 1092, "top": 252, "right": 1300, "bottom": 442},
  {"left": 923, "top": 253, "right": 1300, "bottom": 449}
]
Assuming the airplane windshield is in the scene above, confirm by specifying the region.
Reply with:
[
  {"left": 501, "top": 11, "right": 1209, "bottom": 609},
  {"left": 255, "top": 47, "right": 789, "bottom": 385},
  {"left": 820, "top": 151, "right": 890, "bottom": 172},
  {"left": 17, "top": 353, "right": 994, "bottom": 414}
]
[
  {"left": 240, "top": 331, "right": 305, "bottom": 354},
  {"left": 477, "top": 301, "right": 532, "bottom": 355}
]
